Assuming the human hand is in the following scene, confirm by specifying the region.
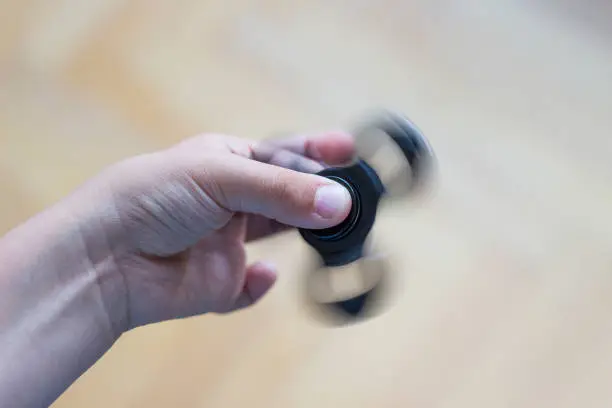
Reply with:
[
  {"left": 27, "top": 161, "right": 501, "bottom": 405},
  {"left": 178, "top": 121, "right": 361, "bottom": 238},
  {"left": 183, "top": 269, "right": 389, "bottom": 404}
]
[
  {"left": 88, "top": 131, "right": 355, "bottom": 334},
  {"left": 0, "top": 130, "right": 355, "bottom": 406}
]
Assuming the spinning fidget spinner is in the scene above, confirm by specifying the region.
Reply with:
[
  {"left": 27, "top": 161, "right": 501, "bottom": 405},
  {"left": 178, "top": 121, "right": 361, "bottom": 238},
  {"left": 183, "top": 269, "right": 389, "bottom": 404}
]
[{"left": 297, "top": 111, "right": 436, "bottom": 324}]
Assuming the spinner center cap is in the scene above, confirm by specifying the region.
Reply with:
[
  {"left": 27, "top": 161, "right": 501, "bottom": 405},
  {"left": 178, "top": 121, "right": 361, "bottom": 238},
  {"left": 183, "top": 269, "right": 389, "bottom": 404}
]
[{"left": 299, "top": 160, "right": 384, "bottom": 267}]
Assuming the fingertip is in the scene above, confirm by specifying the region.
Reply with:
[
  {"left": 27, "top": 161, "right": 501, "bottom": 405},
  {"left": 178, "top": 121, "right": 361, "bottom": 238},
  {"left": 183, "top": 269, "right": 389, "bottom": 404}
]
[
  {"left": 313, "top": 182, "right": 352, "bottom": 222},
  {"left": 309, "top": 131, "right": 356, "bottom": 164},
  {"left": 245, "top": 261, "right": 278, "bottom": 302}
]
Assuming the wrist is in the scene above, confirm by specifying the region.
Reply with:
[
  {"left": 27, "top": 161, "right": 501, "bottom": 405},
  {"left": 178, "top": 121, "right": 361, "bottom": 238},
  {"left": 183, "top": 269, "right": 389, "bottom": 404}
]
[
  {"left": 0, "top": 181, "right": 129, "bottom": 337},
  {"left": 0, "top": 183, "right": 127, "bottom": 405},
  {"left": 60, "top": 172, "right": 132, "bottom": 338}
]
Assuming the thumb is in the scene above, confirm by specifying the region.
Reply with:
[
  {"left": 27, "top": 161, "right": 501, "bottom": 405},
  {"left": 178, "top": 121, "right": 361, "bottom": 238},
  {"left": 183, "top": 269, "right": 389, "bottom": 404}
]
[{"left": 197, "top": 154, "right": 352, "bottom": 230}]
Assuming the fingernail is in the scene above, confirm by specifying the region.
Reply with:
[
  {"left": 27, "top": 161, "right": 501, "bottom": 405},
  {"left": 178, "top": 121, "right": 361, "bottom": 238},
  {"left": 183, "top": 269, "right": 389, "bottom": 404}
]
[{"left": 314, "top": 183, "right": 351, "bottom": 219}]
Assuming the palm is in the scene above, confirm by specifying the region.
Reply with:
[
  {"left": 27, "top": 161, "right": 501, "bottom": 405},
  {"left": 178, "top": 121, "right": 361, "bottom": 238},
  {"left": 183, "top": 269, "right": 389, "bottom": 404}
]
[{"left": 119, "top": 212, "right": 277, "bottom": 328}]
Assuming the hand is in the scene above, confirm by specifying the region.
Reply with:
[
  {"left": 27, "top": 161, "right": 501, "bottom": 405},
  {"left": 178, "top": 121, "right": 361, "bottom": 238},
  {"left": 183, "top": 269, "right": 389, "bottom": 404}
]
[{"left": 91, "top": 131, "right": 356, "bottom": 334}]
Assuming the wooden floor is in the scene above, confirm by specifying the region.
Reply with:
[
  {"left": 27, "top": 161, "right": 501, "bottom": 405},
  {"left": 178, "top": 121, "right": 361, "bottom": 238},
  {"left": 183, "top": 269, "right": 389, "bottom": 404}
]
[{"left": 2, "top": 1, "right": 612, "bottom": 407}]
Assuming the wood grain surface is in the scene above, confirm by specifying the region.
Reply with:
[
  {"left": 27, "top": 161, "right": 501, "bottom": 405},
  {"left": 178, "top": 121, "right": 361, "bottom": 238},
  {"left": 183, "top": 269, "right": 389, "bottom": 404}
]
[{"left": 2, "top": 1, "right": 612, "bottom": 407}]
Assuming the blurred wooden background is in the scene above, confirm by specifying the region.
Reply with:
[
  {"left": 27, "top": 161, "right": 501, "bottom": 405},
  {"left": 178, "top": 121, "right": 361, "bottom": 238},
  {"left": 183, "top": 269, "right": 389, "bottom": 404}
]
[{"left": 2, "top": 0, "right": 612, "bottom": 407}]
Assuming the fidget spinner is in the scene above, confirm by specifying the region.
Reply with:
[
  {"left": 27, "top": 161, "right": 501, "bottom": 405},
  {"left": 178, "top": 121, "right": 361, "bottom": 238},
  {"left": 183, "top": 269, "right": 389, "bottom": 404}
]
[{"left": 297, "top": 111, "right": 436, "bottom": 325}]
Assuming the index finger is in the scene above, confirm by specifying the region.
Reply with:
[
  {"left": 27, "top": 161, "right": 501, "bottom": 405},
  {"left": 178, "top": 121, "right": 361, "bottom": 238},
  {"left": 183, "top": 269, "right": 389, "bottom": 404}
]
[{"left": 255, "top": 131, "right": 356, "bottom": 166}]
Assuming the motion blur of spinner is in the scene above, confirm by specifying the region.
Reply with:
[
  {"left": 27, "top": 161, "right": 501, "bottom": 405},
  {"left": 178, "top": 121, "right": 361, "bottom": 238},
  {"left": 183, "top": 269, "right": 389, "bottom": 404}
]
[{"left": 276, "top": 110, "right": 436, "bottom": 326}]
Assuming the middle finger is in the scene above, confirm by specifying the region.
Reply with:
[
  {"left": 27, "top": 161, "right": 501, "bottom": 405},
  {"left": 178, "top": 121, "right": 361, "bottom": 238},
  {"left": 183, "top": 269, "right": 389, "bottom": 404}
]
[{"left": 250, "top": 141, "right": 324, "bottom": 174}]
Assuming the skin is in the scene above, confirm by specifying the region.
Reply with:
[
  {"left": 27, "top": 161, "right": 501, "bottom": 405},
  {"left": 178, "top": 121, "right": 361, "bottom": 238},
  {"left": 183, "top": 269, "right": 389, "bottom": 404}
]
[{"left": 0, "top": 131, "right": 356, "bottom": 407}]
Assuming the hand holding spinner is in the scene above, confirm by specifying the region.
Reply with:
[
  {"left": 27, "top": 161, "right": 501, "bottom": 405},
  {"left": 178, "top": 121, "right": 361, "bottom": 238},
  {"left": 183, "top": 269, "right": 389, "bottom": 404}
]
[{"left": 298, "top": 111, "right": 435, "bottom": 325}]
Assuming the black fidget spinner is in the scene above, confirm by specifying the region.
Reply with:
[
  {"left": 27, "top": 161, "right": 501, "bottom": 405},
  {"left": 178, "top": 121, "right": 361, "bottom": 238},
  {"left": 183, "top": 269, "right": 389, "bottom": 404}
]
[{"left": 298, "top": 111, "right": 435, "bottom": 325}]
